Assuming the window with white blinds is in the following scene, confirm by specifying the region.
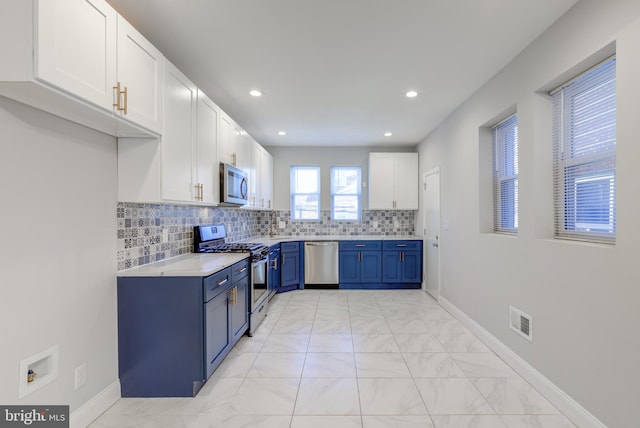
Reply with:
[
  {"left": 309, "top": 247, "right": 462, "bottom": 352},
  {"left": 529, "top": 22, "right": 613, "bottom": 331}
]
[
  {"left": 551, "top": 57, "right": 616, "bottom": 244},
  {"left": 492, "top": 114, "right": 518, "bottom": 234}
]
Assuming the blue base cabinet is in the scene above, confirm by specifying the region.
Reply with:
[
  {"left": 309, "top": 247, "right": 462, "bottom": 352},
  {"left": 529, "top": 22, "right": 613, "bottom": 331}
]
[
  {"left": 117, "top": 258, "right": 249, "bottom": 397},
  {"left": 339, "top": 241, "right": 382, "bottom": 285},
  {"left": 229, "top": 259, "right": 250, "bottom": 344},
  {"left": 338, "top": 240, "right": 422, "bottom": 289},
  {"left": 381, "top": 241, "right": 422, "bottom": 284},
  {"left": 280, "top": 241, "right": 301, "bottom": 292}
]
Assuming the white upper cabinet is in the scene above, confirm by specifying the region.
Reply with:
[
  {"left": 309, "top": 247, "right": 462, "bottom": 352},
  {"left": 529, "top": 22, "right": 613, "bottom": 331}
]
[
  {"left": 247, "top": 141, "right": 273, "bottom": 210},
  {"left": 115, "top": 15, "right": 163, "bottom": 133},
  {"left": 369, "top": 153, "right": 419, "bottom": 210},
  {"left": 36, "top": 0, "right": 117, "bottom": 109},
  {"left": 218, "top": 113, "right": 234, "bottom": 166},
  {"left": 248, "top": 142, "right": 273, "bottom": 210},
  {"left": 161, "top": 61, "right": 197, "bottom": 202},
  {"left": 119, "top": 62, "right": 222, "bottom": 205},
  {"left": 236, "top": 128, "right": 252, "bottom": 173},
  {"left": 249, "top": 140, "right": 262, "bottom": 208},
  {"left": 261, "top": 149, "right": 274, "bottom": 210},
  {"left": 0, "top": 0, "right": 162, "bottom": 137},
  {"left": 218, "top": 112, "right": 251, "bottom": 171},
  {"left": 195, "top": 91, "right": 220, "bottom": 204}
]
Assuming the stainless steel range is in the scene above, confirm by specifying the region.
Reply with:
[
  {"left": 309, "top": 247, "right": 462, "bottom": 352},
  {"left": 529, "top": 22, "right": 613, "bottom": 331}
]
[{"left": 194, "top": 224, "right": 269, "bottom": 335}]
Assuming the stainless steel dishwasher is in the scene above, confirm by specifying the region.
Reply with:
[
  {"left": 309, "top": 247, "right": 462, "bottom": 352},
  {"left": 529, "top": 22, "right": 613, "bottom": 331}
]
[{"left": 304, "top": 241, "right": 339, "bottom": 286}]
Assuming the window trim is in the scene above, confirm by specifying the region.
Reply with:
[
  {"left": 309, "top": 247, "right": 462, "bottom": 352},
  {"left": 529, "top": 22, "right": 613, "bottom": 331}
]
[
  {"left": 290, "top": 165, "right": 321, "bottom": 221},
  {"left": 330, "top": 166, "right": 362, "bottom": 222}
]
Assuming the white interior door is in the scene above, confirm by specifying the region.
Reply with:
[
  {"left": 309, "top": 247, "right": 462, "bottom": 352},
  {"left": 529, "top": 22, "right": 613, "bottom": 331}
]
[{"left": 423, "top": 168, "right": 441, "bottom": 299}]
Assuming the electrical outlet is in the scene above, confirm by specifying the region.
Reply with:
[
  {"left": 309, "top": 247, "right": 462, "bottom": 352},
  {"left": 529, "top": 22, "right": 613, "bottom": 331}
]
[
  {"left": 372, "top": 221, "right": 378, "bottom": 228},
  {"left": 279, "top": 221, "right": 286, "bottom": 229},
  {"left": 162, "top": 228, "right": 169, "bottom": 243},
  {"left": 393, "top": 219, "right": 399, "bottom": 228},
  {"left": 74, "top": 364, "right": 87, "bottom": 390}
]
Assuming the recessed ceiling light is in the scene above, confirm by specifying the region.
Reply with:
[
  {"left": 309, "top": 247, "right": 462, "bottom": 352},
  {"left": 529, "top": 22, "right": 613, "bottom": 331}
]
[
  {"left": 278, "top": 131, "right": 287, "bottom": 136},
  {"left": 384, "top": 132, "right": 392, "bottom": 137},
  {"left": 406, "top": 90, "right": 418, "bottom": 98},
  {"left": 249, "top": 90, "right": 262, "bottom": 97}
]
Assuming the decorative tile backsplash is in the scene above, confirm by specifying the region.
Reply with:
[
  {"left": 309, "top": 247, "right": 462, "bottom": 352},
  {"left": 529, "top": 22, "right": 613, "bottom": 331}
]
[
  {"left": 117, "top": 202, "right": 415, "bottom": 271},
  {"left": 270, "top": 210, "right": 415, "bottom": 236}
]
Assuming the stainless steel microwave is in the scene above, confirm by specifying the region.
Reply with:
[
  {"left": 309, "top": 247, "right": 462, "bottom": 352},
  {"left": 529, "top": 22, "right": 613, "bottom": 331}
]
[{"left": 220, "top": 163, "right": 248, "bottom": 206}]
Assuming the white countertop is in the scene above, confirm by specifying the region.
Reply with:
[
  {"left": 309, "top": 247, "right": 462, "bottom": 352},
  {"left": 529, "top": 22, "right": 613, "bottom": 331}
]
[
  {"left": 118, "top": 253, "right": 249, "bottom": 277},
  {"left": 246, "top": 235, "right": 422, "bottom": 247},
  {"left": 117, "top": 235, "right": 422, "bottom": 277}
]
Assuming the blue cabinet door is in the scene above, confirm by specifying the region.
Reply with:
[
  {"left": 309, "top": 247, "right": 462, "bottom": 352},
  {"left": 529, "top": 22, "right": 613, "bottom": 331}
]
[
  {"left": 401, "top": 251, "right": 421, "bottom": 282},
  {"left": 382, "top": 251, "right": 402, "bottom": 282},
  {"left": 281, "top": 249, "right": 300, "bottom": 287},
  {"left": 229, "top": 278, "right": 248, "bottom": 344},
  {"left": 339, "top": 251, "right": 360, "bottom": 282},
  {"left": 360, "top": 251, "right": 382, "bottom": 282},
  {"left": 205, "top": 289, "right": 230, "bottom": 379}
]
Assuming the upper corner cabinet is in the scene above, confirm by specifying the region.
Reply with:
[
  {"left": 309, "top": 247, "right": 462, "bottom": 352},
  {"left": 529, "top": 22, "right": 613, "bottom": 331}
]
[
  {"left": 369, "top": 152, "right": 419, "bottom": 210},
  {"left": 0, "top": 0, "right": 163, "bottom": 136}
]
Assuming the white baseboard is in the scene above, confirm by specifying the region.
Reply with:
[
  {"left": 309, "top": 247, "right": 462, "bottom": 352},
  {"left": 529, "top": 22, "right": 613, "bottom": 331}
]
[
  {"left": 439, "top": 296, "right": 606, "bottom": 428},
  {"left": 70, "top": 380, "right": 120, "bottom": 428}
]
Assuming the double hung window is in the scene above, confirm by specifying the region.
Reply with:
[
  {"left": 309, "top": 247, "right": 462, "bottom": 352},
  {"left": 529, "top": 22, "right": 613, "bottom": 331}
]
[
  {"left": 551, "top": 57, "right": 616, "bottom": 243},
  {"left": 331, "top": 167, "right": 361, "bottom": 221},
  {"left": 290, "top": 166, "right": 320, "bottom": 220},
  {"left": 493, "top": 114, "right": 519, "bottom": 233}
]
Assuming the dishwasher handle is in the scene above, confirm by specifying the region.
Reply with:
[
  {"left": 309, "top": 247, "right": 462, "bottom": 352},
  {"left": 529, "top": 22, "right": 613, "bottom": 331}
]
[{"left": 305, "top": 241, "right": 338, "bottom": 246}]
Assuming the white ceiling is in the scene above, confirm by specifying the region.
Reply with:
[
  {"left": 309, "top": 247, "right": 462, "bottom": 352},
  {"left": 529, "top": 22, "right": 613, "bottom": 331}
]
[{"left": 107, "top": 0, "right": 577, "bottom": 147}]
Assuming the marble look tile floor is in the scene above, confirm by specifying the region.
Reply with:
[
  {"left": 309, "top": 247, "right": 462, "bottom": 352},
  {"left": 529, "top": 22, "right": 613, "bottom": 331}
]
[{"left": 90, "top": 290, "right": 577, "bottom": 428}]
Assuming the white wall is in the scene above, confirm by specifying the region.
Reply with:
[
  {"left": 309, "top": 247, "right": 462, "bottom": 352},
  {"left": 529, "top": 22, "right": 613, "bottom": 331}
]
[
  {"left": 0, "top": 97, "right": 118, "bottom": 416},
  {"left": 416, "top": 1, "right": 640, "bottom": 426},
  {"left": 266, "top": 146, "right": 415, "bottom": 211}
]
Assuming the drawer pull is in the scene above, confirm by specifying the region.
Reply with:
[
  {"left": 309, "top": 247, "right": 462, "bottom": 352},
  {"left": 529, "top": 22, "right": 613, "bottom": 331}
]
[
  {"left": 215, "top": 278, "right": 228, "bottom": 287},
  {"left": 238, "top": 267, "right": 247, "bottom": 273},
  {"left": 355, "top": 244, "right": 366, "bottom": 247},
  {"left": 396, "top": 244, "right": 408, "bottom": 247}
]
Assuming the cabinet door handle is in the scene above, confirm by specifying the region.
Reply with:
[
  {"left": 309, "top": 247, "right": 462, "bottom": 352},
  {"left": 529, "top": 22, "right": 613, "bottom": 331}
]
[
  {"left": 229, "top": 286, "right": 237, "bottom": 305},
  {"left": 113, "top": 82, "right": 126, "bottom": 112},
  {"left": 282, "top": 254, "right": 285, "bottom": 265},
  {"left": 122, "top": 85, "right": 128, "bottom": 114}
]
